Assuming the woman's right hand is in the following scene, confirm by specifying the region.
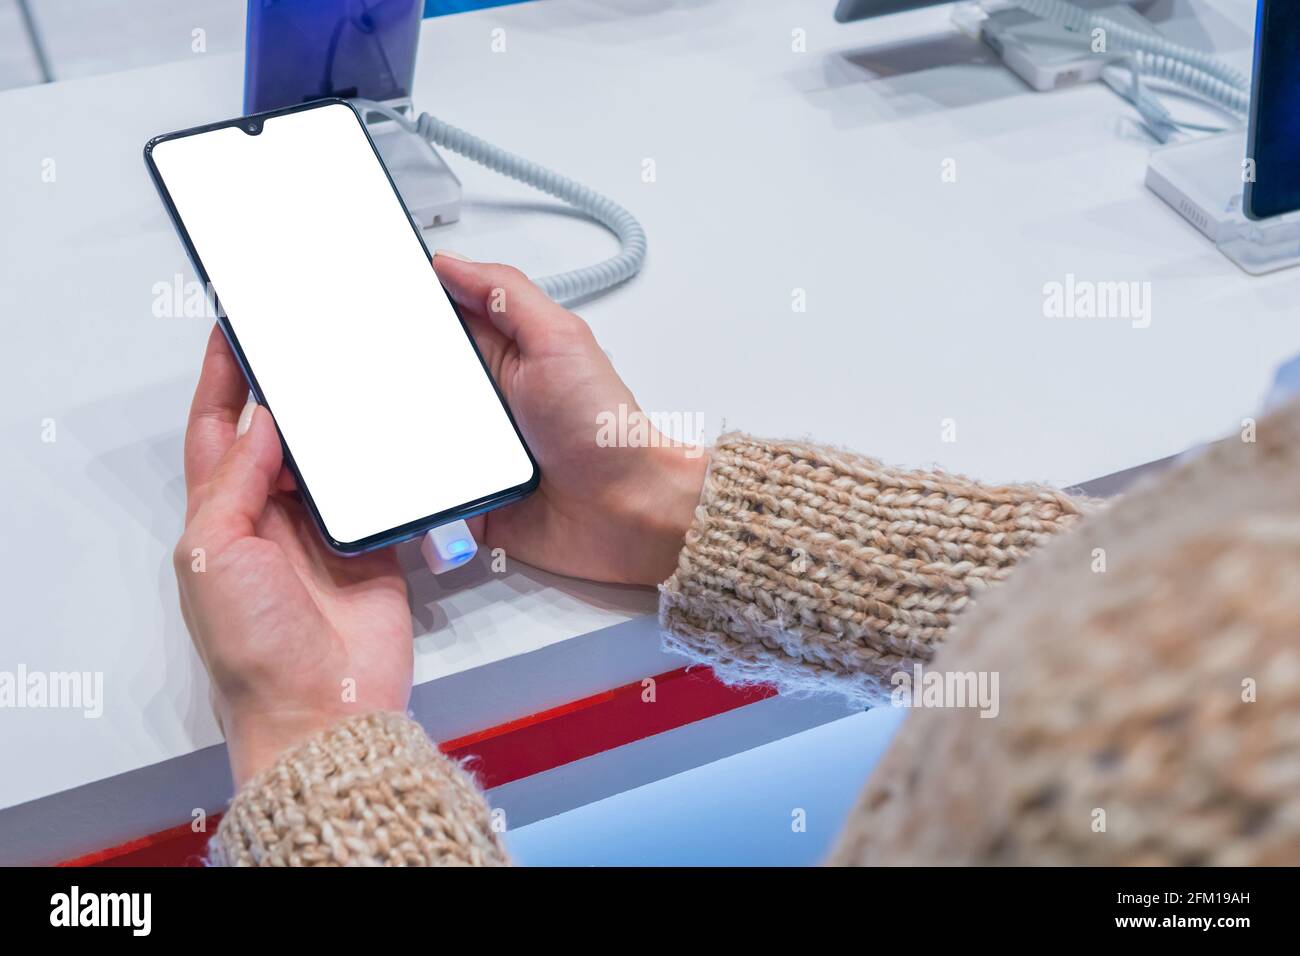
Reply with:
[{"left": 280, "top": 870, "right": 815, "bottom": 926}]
[{"left": 432, "top": 252, "right": 707, "bottom": 587}]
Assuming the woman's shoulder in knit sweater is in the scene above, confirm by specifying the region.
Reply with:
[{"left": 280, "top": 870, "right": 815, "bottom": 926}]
[{"left": 831, "top": 401, "right": 1300, "bottom": 865}]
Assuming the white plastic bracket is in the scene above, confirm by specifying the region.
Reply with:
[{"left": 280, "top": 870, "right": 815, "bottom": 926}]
[
  {"left": 355, "top": 97, "right": 462, "bottom": 229},
  {"left": 977, "top": 2, "right": 1160, "bottom": 93},
  {"left": 420, "top": 519, "right": 478, "bottom": 574}
]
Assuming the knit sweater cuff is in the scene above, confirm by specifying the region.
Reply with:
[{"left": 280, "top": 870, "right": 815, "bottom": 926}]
[
  {"left": 212, "top": 711, "right": 508, "bottom": 866},
  {"left": 658, "top": 433, "right": 1093, "bottom": 707}
]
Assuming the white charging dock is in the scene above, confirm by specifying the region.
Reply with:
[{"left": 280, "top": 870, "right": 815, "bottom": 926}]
[
  {"left": 420, "top": 519, "right": 478, "bottom": 574},
  {"left": 977, "top": 2, "right": 1159, "bottom": 92},
  {"left": 1146, "top": 132, "right": 1300, "bottom": 275},
  {"left": 356, "top": 98, "right": 462, "bottom": 229}
]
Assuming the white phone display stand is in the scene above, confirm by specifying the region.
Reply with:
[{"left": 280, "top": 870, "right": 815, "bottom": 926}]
[
  {"left": 1146, "top": 132, "right": 1300, "bottom": 276},
  {"left": 420, "top": 519, "right": 478, "bottom": 574},
  {"left": 356, "top": 98, "right": 462, "bottom": 229}
]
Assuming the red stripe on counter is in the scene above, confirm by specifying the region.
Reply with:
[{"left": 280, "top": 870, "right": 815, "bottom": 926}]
[{"left": 57, "top": 665, "right": 773, "bottom": 866}]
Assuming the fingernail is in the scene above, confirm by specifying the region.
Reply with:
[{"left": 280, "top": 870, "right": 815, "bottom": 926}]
[
  {"left": 434, "top": 249, "right": 473, "bottom": 262},
  {"left": 236, "top": 396, "right": 257, "bottom": 438}
]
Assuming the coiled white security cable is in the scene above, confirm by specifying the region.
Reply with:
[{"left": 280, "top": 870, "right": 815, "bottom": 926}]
[
  {"left": 1128, "top": 49, "right": 1249, "bottom": 116},
  {"left": 1101, "top": 58, "right": 1221, "bottom": 142},
  {"left": 353, "top": 99, "right": 647, "bottom": 305},
  {"left": 1010, "top": 0, "right": 1249, "bottom": 123}
]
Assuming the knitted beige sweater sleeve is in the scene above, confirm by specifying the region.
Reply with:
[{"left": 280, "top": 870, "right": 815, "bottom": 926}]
[
  {"left": 659, "top": 433, "right": 1093, "bottom": 707},
  {"left": 211, "top": 711, "right": 508, "bottom": 866},
  {"left": 213, "top": 433, "right": 1090, "bottom": 865}
]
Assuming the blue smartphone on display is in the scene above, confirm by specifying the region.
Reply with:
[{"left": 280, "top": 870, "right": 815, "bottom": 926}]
[
  {"left": 1244, "top": 0, "right": 1300, "bottom": 220},
  {"left": 144, "top": 99, "right": 539, "bottom": 555},
  {"left": 244, "top": 0, "right": 423, "bottom": 113}
]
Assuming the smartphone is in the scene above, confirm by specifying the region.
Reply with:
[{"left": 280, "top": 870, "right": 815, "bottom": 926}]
[
  {"left": 145, "top": 99, "right": 538, "bottom": 555},
  {"left": 833, "top": 0, "right": 950, "bottom": 23},
  {"left": 1244, "top": 0, "right": 1300, "bottom": 220},
  {"left": 243, "top": 0, "right": 422, "bottom": 113}
]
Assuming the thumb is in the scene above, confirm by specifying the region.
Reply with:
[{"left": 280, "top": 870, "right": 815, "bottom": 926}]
[
  {"left": 432, "top": 252, "right": 571, "bottom": 352},
  {"left": 191, "top": 401, "right": 283, "bottom": 548}
]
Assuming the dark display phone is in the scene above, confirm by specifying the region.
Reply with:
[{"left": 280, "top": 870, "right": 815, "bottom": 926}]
[{"left": 1244, "top": 0, "right": 1300, "bottom": 220}]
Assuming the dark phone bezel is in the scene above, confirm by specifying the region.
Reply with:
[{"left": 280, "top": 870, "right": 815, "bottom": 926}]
[
  {"left": 143, "top": 98, "right": 540, "bottom": 556},
  {"left": 1244, "top": 0, "right": 1291, "bottom": 221}
]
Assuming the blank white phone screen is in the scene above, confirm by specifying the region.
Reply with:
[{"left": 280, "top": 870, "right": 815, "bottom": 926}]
[{"left": 150, "top": 102, "right": 534, "bottom": 549}]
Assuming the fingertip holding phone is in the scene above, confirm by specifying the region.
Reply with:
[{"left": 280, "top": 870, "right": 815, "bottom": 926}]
[{"left": 420, "top": 520, "right": 478, "bottom": 575}]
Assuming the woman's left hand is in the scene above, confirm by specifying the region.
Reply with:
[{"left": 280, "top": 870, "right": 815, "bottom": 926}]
[{"left": 175, "top": 326, "right": 414, "bottom": 787}]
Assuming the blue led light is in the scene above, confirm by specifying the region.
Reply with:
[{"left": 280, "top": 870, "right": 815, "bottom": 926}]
[{"left": 447, "top": 538, "right": 472, "bottom": 556}]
